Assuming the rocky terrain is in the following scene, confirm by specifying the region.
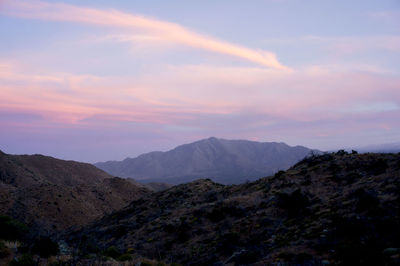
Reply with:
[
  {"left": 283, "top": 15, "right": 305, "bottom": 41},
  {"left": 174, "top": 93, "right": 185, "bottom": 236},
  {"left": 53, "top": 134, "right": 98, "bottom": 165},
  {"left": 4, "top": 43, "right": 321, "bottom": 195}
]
[
  {"left": 0, "top": 150, "right": 149, "bottom": 234},
  {"left": 95, "top": 137, "right": 317, "bottom": 184},
  {"left": 66, "top": 151, "right": 400, "bottom": 265}
]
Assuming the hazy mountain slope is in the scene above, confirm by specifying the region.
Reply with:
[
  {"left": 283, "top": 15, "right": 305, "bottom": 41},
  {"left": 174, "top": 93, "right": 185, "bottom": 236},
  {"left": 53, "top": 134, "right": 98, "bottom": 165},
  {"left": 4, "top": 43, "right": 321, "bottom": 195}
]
[
  {"left": 68, "top": 152, "right": 400, "bottom": 265},
  {"left": 95, "top": 137, "right": 316, "bottom": 184},
  {"left": 356, "top": 142, "right": 400, "bottom": 153},
  {"left": 126, "top": 178, "right": 172, "bottom": 192},
  {"left": 0, "top": 150, "right": 149, "bottom": 233}
]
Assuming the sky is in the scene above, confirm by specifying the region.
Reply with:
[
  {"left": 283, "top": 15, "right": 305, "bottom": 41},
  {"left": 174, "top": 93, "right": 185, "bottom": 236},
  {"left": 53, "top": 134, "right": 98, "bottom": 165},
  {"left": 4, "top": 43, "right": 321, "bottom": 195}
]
[{"left": 0, "top": 0, "right": 400, "bottom": 162}]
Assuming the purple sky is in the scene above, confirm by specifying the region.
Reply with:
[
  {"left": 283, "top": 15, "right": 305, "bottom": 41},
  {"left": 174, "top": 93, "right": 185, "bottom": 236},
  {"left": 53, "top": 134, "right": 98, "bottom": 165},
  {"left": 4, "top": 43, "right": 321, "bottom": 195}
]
[{"left": 0, "top": 0, "right": 400, "bottom": 162}]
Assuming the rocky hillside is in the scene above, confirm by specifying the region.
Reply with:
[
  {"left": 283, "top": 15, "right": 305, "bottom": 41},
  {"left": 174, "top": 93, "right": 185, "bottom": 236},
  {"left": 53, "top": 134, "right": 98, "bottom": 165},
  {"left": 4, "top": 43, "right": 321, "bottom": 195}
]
[
  {"left": 95, "top": 137, "right": 316, "bottom": 184},
  {"left": 68, "top": 152, "right": 400, "bottom": 265},
  {"left": 0, "top": 150, "right": 149, "bottom": 234}
]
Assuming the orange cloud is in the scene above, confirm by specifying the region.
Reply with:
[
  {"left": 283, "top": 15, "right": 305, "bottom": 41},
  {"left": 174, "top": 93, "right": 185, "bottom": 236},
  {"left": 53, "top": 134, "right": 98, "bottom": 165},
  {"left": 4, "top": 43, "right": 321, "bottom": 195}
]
[{"left": 2, "top": 0, "right": 289, "bottom": 70}]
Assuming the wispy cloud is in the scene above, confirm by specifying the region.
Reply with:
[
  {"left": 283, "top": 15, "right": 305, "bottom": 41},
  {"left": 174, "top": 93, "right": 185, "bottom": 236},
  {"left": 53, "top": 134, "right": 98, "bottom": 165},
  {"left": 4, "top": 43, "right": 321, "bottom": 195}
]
[
  {"left": 1, "top": 0, "right": 289, "bottom": 70},
  {"left": 304, "top": 35, "right": 400, "bottom": 54},
  {"left": 2, "top": 60, "right": 400, "bottom": 160},
  {"left": 1, "top": 61, "right": 399, "bottom": 124}
]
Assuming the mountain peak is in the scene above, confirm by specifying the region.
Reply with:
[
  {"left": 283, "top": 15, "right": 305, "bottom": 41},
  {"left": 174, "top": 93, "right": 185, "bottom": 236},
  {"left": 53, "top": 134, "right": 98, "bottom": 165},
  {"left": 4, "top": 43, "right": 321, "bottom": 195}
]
[
  {"left": 95, "top": 138, "right": 317, "bottom": 184},
  {"left": 197, "top": 136, "right": 220, "bottom": 144}
]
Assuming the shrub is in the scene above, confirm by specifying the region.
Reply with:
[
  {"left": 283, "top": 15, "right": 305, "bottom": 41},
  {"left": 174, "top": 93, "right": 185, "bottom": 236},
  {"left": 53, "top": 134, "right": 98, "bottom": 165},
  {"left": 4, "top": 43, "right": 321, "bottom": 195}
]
[
  {"left": 276, "top": 189, "right": 310, "bottom": 216},
  {"left": 32, "top": 237, "right": 59, "bottom": 258},
  {"left": 103, "top": 246, "right": 121, "bottom": 259},
  {"left": 0, "top": 216, "right": 28, "bottom": 241},
  {"left": 274, "top": 170, "right": 285, "bottom": 178},
  {"left": 0, "top": 241, "right": 9, "bottom": 258},
  {"left": 140, "top": 260, "right": 153, "bottom": 266},
  {"left": 235, "top": 249, "right": 261, "bottom": 264},
  {"left": 344, "top": 172, "right": 362, "bottom": 184},
  {"left": 336, "top": 150, "right": 348, "bottom": 156},
  {"left": 278, "top": 252, "right": 313, "bottom": 264},
  {"left": 328, "top": 163, "right": 341, "bottom": 175},
  {"left": 117, "top": 253, "right": 133, "bottom": 261},
  {"left": 177, "top": 222, "right": 191, "bottom": 242},
  {"left": 78, "top": 236, "right": 100, "bottom": 254},
  {"left": 294, "top": 253, "right": 313, "bottom": 264},
  {"left": 9, "top": 254, "right": 35, "bottom": 266},
  {"left": 367, "top": 158, "right": 388, "bottom": 175},
  {"left": 215, "top": 232, "right": 240, "bottom": 255},
  {"left": 350, "top": 189, "right": 380, "bottom": 213},
  {"left": 207, "top": 204, "right": 246, "bottom": 222}
]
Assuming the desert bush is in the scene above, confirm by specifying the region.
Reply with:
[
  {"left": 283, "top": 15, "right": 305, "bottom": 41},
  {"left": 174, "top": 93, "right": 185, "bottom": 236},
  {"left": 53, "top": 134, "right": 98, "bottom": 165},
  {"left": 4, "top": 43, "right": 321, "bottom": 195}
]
[
  {"left": 77, "top": 235, "right": 100, "bottom": 254},
  {"left": 215, "top": 232, "right": 240, "bottom": 255},
  {"left": 276, "top": 189, "right": 310, "bottom": 216},
  {"left": 103, "top": 246, "right": 121, "bottom": 259},
  {"left": 235, "top": 249, "right": 261, "bottom": 264},
  {"left": 0, "top": 216, "right": 28, "bottom": 241},
  {"left": 32, "top": 236, "right": 59, "bottom": 258},
  {"left": 294, "top": 252, "right": 313, "bottom": 264},
  {"left": 0, "top": 241, "right": 9, "bottom": 258},
  {"left": 9, "top": 254, "right": 35, "bottom": 266},
  {"left": 327, "top": 163, "right": 341, "bottom": 175},
  {"left": 204, "top": 191, "right": 219, "bottom": 202},
  {"left": 336, "top": 150, "right": 348, "bottom": 156},
  {"left": 206, "top": 204, "right": 246, "bottom": 222},
  {"left": 274, "top": 170, "right": 285, "bottom": 178},
  {"left": 350, "top": 189, "right": 380, "bottom": 213},
  {"left": 367, "top": 158, "right": 388, "bottom": 175},
  {"left": 344, "top": 172, "right": 362, "bottom": 184},
  {"left": 177, "top": 222, "right": 191, "bottom": 242},
  {"left": 140, "top": 260, "right": 167, "bottom": 266},
  {"left": 334, "top": 243, "right": 384, "bottom": 265},
  {"left": 300, "top": 175, "right": 312, "bottom": 186},
  {"left": 278, "top": 252, "right": 313, "bottom": 264},
  {"left": 117, "top": 253, "right": 133, "bottom": 261}
]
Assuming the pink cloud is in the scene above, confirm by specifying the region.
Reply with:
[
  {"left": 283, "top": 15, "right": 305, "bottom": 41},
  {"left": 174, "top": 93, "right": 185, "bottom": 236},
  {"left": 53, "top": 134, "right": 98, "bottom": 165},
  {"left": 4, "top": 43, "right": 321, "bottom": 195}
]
[
  {"left": 1, "top": 0, "right": 289, "bottom": 70},
  {"left": 1, "top": 61, "right": 400, "bottom": 130}
]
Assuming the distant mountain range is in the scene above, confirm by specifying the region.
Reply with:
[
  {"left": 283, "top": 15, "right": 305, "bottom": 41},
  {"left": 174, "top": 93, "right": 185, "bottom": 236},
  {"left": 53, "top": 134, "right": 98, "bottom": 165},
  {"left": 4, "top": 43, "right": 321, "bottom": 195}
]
[
  {"left": 0, "top": 150, "right": 148, "bottom": 233},
  {"left": 355, "top": 142, "right": 400, "bottom": 153},
  {"left": 1, "top": 147, "right": 400, "bottom": 264},
  {"left": 95, "top": 137, "right": 318, "bottom": 184}
]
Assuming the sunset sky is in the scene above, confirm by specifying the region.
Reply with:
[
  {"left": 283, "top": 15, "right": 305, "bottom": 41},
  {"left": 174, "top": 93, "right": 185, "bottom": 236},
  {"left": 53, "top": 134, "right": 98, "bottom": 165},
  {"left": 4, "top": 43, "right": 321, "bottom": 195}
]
[{"left": 1, "top": 0, "right": 399, "bottom": 162}]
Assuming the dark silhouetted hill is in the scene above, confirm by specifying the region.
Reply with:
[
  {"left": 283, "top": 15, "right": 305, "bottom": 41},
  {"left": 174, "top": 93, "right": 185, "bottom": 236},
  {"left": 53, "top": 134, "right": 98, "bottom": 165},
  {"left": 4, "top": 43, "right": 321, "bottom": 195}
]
[
  {"left": 0, "top": 150, "right": 149, "bottom": 234},
  {"left": 68, "top": 152, "right": 400, "bottom": 265}
]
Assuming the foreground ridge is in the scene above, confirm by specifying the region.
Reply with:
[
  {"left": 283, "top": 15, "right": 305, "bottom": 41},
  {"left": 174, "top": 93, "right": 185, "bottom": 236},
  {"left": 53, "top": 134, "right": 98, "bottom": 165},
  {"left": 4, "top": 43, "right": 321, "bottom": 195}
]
[{"left": 64, "top": 151, "right": 400, "bottom": 265}]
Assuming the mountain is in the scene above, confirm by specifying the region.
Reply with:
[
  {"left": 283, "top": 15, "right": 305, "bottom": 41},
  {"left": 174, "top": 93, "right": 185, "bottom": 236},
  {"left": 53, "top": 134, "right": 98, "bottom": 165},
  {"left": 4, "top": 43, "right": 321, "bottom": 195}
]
[
  {"left": 0, "top": 150, "right": 149, "bottom": 233},
  {"left": 356, "top": 142, "right": 400, "bottom": 153},
  {"left": 67, "top": 152, "right": 400, "bottom": 265},
  {"left": 95, "top": 137, "right": 317, "bottom": 184},
  {"left": 126, "top": 178, "right": 172, "bottom": 192}
]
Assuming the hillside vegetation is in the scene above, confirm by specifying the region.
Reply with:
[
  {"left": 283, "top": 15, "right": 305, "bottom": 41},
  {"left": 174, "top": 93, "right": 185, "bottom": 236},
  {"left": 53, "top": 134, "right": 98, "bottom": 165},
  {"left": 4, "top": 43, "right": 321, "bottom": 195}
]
[
  {"left": 0, "top": 150, "right": 149, "bottom": 234},
  {"left": 66, "top": 151, "right": 400, "bottom": 265}
]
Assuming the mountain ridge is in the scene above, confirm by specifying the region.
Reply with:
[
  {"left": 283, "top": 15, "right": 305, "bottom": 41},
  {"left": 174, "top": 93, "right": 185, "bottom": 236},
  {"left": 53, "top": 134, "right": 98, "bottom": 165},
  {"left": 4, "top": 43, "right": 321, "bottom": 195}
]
[
  {"left": 0, "top": 150, "right": 149, "bottom": 233},
  {"left": 67, "top": 152, "right": 400, "bottom": 265},
  {"left": 95, "top": 137, "right": 318, "bottom": 184}
]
